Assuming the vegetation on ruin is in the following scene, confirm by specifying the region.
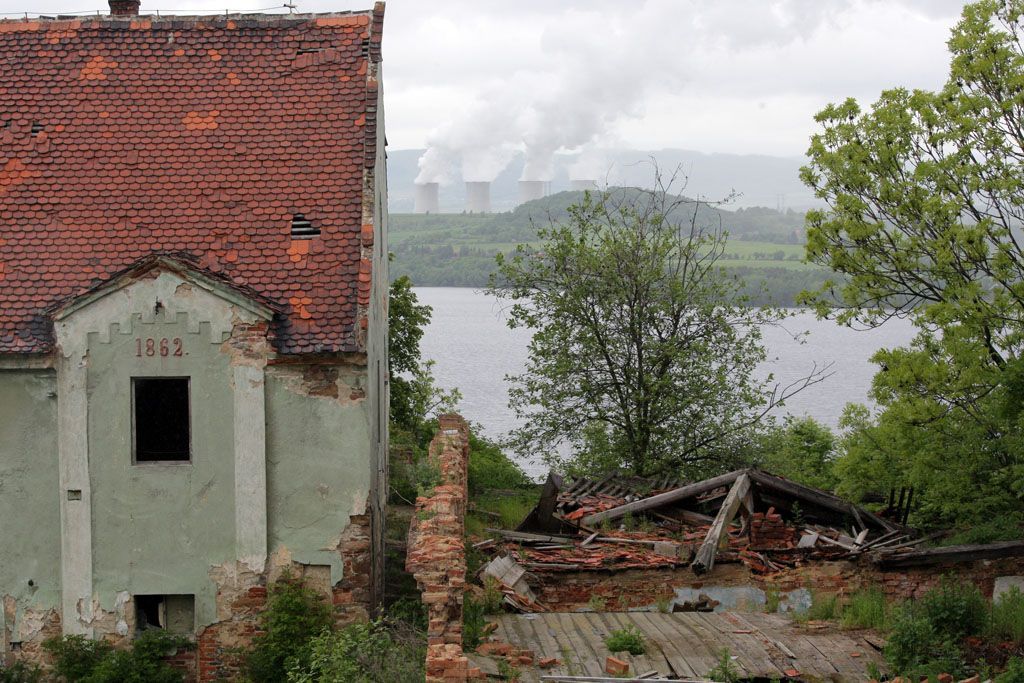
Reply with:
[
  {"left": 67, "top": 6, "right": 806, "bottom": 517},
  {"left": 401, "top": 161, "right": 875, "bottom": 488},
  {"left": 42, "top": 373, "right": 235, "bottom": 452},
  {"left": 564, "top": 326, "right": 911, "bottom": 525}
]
[
  {"left": 242, "top": 577, "right": 334, "bottom": 682},
  {"left": 490, "top": 175, "right": 828, "bottom": 477},
  {"left": 797, "top": 0, "right": 1024, "bottom": 531},
  {"left": 603, "top": 625, "right": 647, "bottom": 655},
  {"left": 42, "top": 630, "right": 193, "bottom": 683},
  {"left": 707, "top": 648, "right": 742, "bottom": 683},
  {"left": 0, "top": 662, "right": 42, "bottom": 683},
  {"left": 285, "top": 620, "right": 424, "bottom": 683}
]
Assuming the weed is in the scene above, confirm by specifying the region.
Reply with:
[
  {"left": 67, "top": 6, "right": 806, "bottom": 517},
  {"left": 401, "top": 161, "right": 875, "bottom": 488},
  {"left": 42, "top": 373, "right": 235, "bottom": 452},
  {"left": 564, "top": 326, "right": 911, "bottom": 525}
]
[
  {"left": 497, "top": 659, "right": 522, "bottom": 681},
  {"left": 841, "top": 587, "right": 890, "bottom": 630},
  {"left": 988, "top": 587, "right": 1024, "bottom": 644},
  {"left": 795, "top": 592, "right": 838, "bottom": 622},
  {"left": 636, "top": 516, "right": 656, "bottom": 533},
  {"left": 996, "top": 657, "right": 1024, "bottom": 683},
  {"left": 480, "top": 576, "right": 506, "bottom": 613},
  {"left": 386, "top": 595, "right": 428, "bottom": 633},
  {"left": 415, "top": 509, "right": 437, "bottom": 521},
  {"left": 622, "top": 511, "right": 636, "bottom": 531},
  {"left": 655, "top": 595, "right": 674, "bottom": 613},
  {"left": 463, "top": 593, "right": 493, "bottom": 650},
  {"left": 883, "top": 607, "right": 966, "bottom": 679},
  {"left": 918, "top": 576, "right": 988, "bottom": 642},
  {"left": 0, "top": 662, "right": 42, "bottom": 683},
  {"left": 588, "top": 594, "right": 608, "bottom": 612},
  {"left": 242, "top": 576, "right": 334, "bottom": 683},
  {"left": 44, "top": 630, "right": 193, "bottom": 683},
  {"left": 764, "top": 585, "right": 781, "bottom": 613},
  {"left": 604, "top": 625, "right": 646, "bottom": 655},
  {"left": 287, "top": 619, "right": 425, "bottom": 683},
  {"left": 708, "top": 648, "right": 741, "bottom": 683},
  {"left": 560, "top": 646, "right": 579, "bottom": 676},
  {"left": 866, "top": 661, "right": 882, "bottom": 681}
]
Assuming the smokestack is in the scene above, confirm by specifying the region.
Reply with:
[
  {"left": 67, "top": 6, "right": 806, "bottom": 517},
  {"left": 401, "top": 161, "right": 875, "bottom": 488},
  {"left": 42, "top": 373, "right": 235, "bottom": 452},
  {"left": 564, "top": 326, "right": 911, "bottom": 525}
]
[
  {"left": 414, "top": 182, "right": 440, "bottom": 214},
  {"left": 518, "top": 180, "right": 549, "bottom": 205},
  {"left": 465, "top": 182, "right": 490, "bottom": 213},
  {"left": 570, "top": 179, "right": 597, "bottom": 192},
  {"left": 109, "top": 0, "right": 140, "bottom": 15}
]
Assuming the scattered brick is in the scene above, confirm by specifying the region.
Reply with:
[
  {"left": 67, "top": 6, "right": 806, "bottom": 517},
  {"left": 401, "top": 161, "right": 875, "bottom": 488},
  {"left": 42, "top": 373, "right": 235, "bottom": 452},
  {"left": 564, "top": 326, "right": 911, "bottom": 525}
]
[{"left": 605, "top": 656, "right": 629, "bottom": 676}]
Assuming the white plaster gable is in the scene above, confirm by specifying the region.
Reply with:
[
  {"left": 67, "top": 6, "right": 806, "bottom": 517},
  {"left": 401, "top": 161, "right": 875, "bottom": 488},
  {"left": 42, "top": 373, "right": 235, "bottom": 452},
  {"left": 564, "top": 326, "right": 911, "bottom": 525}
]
[{"left": 52, "top": 260, "right": 274, "bottom": 352}]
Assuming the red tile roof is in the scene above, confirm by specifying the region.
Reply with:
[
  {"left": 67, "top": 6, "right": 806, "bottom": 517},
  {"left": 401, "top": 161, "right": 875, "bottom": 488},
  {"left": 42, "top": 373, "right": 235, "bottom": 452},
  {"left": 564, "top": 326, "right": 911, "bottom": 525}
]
[{"left": 0, "top": 6, "right": 384, "bottom": 355}]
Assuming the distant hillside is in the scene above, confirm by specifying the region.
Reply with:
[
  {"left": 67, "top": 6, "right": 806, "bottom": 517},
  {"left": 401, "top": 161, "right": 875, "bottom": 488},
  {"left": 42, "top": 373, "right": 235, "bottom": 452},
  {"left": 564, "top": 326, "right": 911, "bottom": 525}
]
[
  {"left": 386, "top": 148, "right": 821, "bottom": 213},
  {"left": 390, "top": 189, "right": 832, "bottom": 306}
]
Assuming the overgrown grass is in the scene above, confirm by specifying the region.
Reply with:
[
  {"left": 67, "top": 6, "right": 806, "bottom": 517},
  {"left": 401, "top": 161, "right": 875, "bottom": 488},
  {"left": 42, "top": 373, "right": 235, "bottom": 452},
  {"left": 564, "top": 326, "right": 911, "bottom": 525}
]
[
  {"left": 794, "top": 592, "right": 839, "bottom": 622},
  {"left": 988, "top": 587, "right": 1024, "bottom": 644},
  {"left": 604, "top": 626, "right": 646, "bottom": 655},
  {"left": 465, "top": 491, "right": 537, "bottom": 535},
  {"left": 841, "top": 587, "right": 890, "bottom": 630}
]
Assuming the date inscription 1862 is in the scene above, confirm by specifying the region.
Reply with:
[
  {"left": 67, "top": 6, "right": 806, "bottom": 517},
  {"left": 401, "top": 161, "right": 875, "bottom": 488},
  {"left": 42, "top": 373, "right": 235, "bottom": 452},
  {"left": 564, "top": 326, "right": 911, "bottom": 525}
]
[{"left": 135, "top": 337, "right": 183, "bottom": 357}]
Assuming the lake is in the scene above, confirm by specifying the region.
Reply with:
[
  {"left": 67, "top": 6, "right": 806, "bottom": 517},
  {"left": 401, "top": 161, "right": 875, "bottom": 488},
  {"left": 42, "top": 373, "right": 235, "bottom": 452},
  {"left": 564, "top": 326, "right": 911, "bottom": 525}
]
[{"left": 415, "top": 287, "right": 917, "bottom": 476}]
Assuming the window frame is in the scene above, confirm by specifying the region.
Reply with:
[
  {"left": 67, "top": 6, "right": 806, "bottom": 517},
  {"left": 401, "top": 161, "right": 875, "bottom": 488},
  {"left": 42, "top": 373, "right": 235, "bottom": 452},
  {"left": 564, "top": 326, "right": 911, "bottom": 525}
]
[{"left": 131, "top": 376, "right": 192, "bottom": 465}]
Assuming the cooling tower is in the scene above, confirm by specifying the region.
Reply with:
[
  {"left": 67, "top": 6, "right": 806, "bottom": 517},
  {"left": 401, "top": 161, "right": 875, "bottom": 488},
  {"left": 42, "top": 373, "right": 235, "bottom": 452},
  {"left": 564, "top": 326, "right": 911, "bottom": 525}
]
[
  {"left": 465, "top": 181, "right": 491, "bottom": 213},
  {"left": 414, "top": 182, "right": 440, "bottom": 214},
  {"left": 570, "top": 179, "right": 597, "bottom": 192},
  {"left": 518, "top": 180, "right": 549, "bottom": 204}
]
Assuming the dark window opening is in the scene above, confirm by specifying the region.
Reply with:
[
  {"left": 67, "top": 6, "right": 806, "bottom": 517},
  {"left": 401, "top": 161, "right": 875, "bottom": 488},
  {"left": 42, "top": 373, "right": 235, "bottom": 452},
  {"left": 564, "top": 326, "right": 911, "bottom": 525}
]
[
  {"left": 296, "top": 47, "right": 322, "bottom": 55},
  {"left": 291, "top": 213, "right": 320, "bottom": 238},
  {"left": 133, "top": 378, "right": 190, "bottom": 462},
  {"left": 1, "top": 120, "right": 10, "bottom": 131},
  {"left": 135, "top": 594, "right": 195, "bottom": 635},
  {"left": 30, "top": 122, "right": 43, "bottom": 135}
]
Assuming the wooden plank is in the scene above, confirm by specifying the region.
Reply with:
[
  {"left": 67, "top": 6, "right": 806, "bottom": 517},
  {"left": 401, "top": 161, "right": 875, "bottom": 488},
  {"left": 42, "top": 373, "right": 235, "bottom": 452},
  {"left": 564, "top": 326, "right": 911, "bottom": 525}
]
[
  {"left": 596, "top": 613, "right": 661, "bottom": 679},
  {"left": 716, "top": 612, "right": 794, "bottom": 673},
  {"left": 873, "top": 539, "right": 1024, "bottom": 567},
  {"left": 582, "top": 470, "right": 745, "bottom": 526},
  {"left": 696, "top": 612, "right": 784, "bottom": 678},
  {"left": 746, "top": 469, "right": 897, "bottom": 532},
  {"left": 663, "top": 610, "right": 737, "bottom": 675},
  {"left": 692, "top": 474, "right": 751, "bottom": 575},
  {"left": 738, "top": 615, "right": 838, "bottom": 679},
  {"left": 554, "top": 611, "right": 605, "bottom": 676},
  {"left": 634, "top": 610, "right": 708, "bottom": 675},
  {"left": 516, "top": 615, "right": 564, "bottom": 675},
  {"left": 618, "top": 614, "right": 692, "bottom": 679}
]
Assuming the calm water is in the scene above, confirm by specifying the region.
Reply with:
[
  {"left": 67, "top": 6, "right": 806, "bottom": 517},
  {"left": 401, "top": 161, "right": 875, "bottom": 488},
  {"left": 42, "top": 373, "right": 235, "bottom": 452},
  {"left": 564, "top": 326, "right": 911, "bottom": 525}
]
[{"left": 416, "top": 287, "right": 917, "bottom": 476}]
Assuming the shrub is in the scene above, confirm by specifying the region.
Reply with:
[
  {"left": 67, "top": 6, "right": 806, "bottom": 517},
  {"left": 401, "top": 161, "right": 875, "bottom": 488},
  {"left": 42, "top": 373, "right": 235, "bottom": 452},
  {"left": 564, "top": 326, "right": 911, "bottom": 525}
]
[
  {"left": 917, "top": 576, "right": 988, "bottom": 642},
  {"left": 286, "top": 620, "right": 424, "bottom": 683},
  {"left": 884, "top": 608, "right": 966, "bottom": 679},
  {"left": 42, "top": 630, "right": 192, "bottom": 683},
  {"left": 84, "top": 630, "right": 194, "bottom": 683},
  {"left": 463, "top": 594, "right": 488, "bottom": 651},
  {"left": 43, "top": 635, "right": 115, "bottom": 682},
  {"left": 0, "top": 662, "right": 42, "bottom": 683},
  {"left": 708, "top": 648, "right": 741, "bottom": 683},
  {"left": 604, "top": 626, "right": 646, "bottom": 655},
  {"left": 467, "top": 431, "right": 531, "bottom": 494},
  {"left": 795, "top": 592, "right": 839, "bottom": 622},
  {"left": 243, "top": 577, "right": 335, "bottom": 683},
  {"left": 989, "top": 587, "right": 1024, "bottom": 644},
  {"left": 841, "top": 587, "right": 890, "bottom": 630},
  {"left": 997, "top": 657, "right": 1024, "bottom": 683}
]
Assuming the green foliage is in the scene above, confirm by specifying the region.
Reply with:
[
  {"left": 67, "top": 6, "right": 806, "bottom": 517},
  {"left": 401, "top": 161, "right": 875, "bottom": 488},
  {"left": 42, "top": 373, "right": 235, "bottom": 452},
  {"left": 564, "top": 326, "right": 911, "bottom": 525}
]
[
  {"left": 0, "top": 662, "right": 42, "bottom": 683},
  {"left": 43, "top": 635, "right": 115, "bottom": 682},
  {"left": 840, "top": 587, "right": 890, "bottom": 630},
  {"left": 42, "top": 631, "right": 192, "bottom": 683},
  {"left": 243, "top": 577, "right": 335, "bottom": 683},
  {"left": 467, "top": 430, "right": 531, "bottom": 494},
  {"left": 997, "top": 657, "right": 1024, "bottom": 683},
  {"left": 884, "top": 610, "right": 966, "bottom": 679},
  {"left": 758, "top": 416, "right": 838, "bottom": 490},
  {"left": 386, "top": 595, "right": 429, "bottom": 634},
  {"left": 462, "top": 594, "right": 489, "bottom": 651},
  {"left": 286, "top": 620, "right": 425, "bottom": 683},
  {"left": 801, "top": 0, "right": 1024, "bottom": 530},
  {"left": 604, "top": 625, "right": 646, "bottom": 655},
  {"left": 489, "top": 179, "right": 819, "bottom": 477},
  {"left": 798, "top": 592, "right": 839, "bottom": 622},
  {"left": 764, "top": 586, "right": 781, "bottom": 614},
  {"left": 988, "top": 588, "right": 1024, "bottom": 644},
  {"left": 588, "top": 595, "right": 608, "bottom": 612},
  {"left": 918, "top": 577, "right": 988, "bottom": 642},
  {"left": 708, "top": 648, "right": 742, "bottom": 683},
  {"left": 496, "top": 659, "right": 522, "bottom": 682}
]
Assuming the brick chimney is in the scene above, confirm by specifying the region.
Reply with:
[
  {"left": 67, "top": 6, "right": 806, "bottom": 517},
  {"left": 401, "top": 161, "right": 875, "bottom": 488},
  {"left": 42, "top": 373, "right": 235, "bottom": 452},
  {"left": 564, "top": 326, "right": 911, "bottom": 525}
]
[{"left": 109, "top": 0, "right": 140, "bottom": 16}]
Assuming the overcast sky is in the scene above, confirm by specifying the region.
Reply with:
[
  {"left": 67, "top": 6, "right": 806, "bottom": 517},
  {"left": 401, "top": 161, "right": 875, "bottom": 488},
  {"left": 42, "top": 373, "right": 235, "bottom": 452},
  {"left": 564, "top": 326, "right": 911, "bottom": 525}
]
[{"left": 1, "top": 0, "right": 971, "bottom": 158}]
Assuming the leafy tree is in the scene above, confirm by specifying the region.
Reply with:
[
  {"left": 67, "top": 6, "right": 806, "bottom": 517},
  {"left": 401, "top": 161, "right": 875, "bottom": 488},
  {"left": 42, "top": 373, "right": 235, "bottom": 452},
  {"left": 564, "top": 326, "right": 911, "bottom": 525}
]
[
  {"left": 388, "top": 275, "right": 459, "bottom": 433},
  {"left": 489, "top": 179, "right": 826, "bottom": 476},
  {"left": 758, "top": 416, "right": 838, "bottom": 491},
  {"left": 801, "top": 0, "right": 1024, "bottom": 527}
]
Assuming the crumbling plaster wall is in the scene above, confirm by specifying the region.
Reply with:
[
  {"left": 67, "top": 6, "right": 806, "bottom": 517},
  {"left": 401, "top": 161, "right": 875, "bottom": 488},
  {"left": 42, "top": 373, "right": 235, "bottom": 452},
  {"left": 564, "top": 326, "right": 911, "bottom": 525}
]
[
  {"left": 0, "top": 370, "right": 61, "bottom": 663},
  {"left": 2, "top": 267, "right": 380, "bottom": 676}
]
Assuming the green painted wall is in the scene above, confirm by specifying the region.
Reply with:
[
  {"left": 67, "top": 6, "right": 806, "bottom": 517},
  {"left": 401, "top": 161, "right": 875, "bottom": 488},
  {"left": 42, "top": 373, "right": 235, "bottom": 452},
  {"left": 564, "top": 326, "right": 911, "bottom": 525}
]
[
  {"left": 87, "top": 314, "right": 236, "bottom": 628},
  {"left": 266, "top": 367, "right": 370, "bottom": 579},
  {"left": 0, "top": 370, "right": 60, "bottom": 640}
]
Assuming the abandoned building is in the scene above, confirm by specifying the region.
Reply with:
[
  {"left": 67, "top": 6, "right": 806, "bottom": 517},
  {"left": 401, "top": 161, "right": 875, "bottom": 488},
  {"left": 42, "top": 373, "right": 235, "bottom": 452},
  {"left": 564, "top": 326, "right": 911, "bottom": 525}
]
[{"left": 0, "top": 2, "right": 388, "bottom": 678}]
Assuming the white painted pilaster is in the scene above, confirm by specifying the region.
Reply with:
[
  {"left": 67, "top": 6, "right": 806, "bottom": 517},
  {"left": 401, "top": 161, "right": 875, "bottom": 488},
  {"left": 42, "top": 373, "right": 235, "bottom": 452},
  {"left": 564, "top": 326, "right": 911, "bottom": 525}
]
[
  {"left": 233, "top": 364, "right": 267, "bottom": 572},
  {"left": 56, "top": 349, "right": 93, "bottom": 635}
]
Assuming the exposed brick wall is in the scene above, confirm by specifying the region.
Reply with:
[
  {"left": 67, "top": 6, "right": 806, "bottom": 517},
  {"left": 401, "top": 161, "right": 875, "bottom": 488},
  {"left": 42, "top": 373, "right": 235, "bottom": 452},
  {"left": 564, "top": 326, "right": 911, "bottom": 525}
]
[
  {"left": 529, "top": 557, "right": 1024, "bottom": 612},
  {"left": 749, "top": 508, "right": 796, "bottom": 549},
  {"left": 405, "top": 414, "right": 484, "bottom": 682}
]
